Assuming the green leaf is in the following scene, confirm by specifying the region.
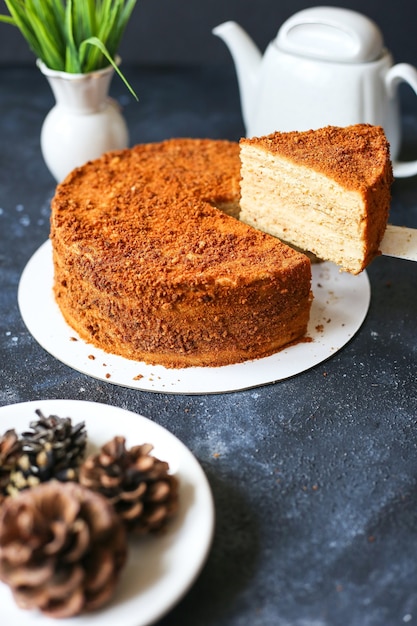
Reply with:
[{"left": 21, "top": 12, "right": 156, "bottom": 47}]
[
  {"left": 0, "top": 15, "right": 16, "bottom": 25},
  {"left": 2, "top": 0, "right": 64, "bottom": 68},
  {"left": 64, "top": 0, "right": 82, "bottom": 72},
  {"left": 0, "top": 0, "right": 139, "bottom": 97},
  {"left": 80, "top": 36, "right": 138, "bottom": 100}
]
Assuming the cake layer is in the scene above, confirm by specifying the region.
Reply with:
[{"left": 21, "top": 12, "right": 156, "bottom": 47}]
[
  {"left": 239, "top": 125, "right": 393, "bottom": 274},
  {"left": 51, "top": 139, "right": 312, "bottom": 368}
]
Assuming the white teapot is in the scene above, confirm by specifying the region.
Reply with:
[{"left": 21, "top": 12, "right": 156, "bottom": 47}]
[{"left": 213, "top": 6, "right": 417, "bottom": 178}]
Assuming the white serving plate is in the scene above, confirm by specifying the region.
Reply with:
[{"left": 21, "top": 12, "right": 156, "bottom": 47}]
[
  {"left": 0, "top": 399, "right": 215, "bottom": 626},
  {"left": 18, "top": 240, "right": 371, "bottom": 393}
]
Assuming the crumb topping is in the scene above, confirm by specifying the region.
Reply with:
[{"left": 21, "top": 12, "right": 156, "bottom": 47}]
[{"left": 240, "top": 124, "right": 393, "bottom": 191}]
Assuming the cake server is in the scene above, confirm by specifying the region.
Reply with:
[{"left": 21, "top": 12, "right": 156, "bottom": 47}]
[{"left": 380, "top": 224, "right": 417, "bottom": 262}]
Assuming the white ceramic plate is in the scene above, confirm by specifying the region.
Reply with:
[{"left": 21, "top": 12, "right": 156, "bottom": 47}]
[
  {"left": 18, "top": 240, "right": 371, "bottom": 394},
  {"left": 0, "top": 399, "right": 215, "bottom": 626}
]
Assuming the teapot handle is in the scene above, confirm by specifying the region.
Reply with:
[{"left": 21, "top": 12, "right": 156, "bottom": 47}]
[{"left": 385, "top": 63, "right": 417, "bottom": 178}]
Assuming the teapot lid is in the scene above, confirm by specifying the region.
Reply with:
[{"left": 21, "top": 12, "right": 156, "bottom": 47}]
[{"left": 275, "top": 6, "right": 384, "bottom": 63}]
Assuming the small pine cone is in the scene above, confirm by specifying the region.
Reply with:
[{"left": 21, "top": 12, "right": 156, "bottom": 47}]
[
  {"left": 0, "top": 481, "right": 127, "bottom": 618},
  {"left": 7, "top": 410, "right": 87, "bottom": 496},
  {"left": 79, "top": 436, "right": 179, "bottom": 535},
  {"left": 0, "top": 430, "right": 22, "bottom": 505}
]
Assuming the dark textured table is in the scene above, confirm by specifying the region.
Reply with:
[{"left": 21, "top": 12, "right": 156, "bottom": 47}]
[{"left": 1, "top": 64, "right": 417, "bottom": 626}]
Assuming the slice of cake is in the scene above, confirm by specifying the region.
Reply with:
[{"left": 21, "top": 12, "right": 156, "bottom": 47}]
[
  {"left": 239, "top": 124, "right": 393, "bottom": 274},
  {"left": 50, "top": 138, "right": 312, "bottom": 369}
]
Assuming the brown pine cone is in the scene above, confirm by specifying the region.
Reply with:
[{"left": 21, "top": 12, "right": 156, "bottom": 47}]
[
  {"left": 7, "top": 411, "right": 87, "bottom": 496},
  {"left": 79, "top": 436, "right": 179, "bottom": 535},
  {"left": 0, "top": 481, "right": 127, "bottom": 618},
  {"left": 0, "top": 429, "right": 22, "bottom": 505}
]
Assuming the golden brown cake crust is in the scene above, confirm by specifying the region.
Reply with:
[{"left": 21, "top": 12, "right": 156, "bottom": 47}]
[
  {"left": 51, "top": 138, "right": 312, "bottom": 369},
  {"left": 240, "top": 124, "right": 393, "bottom": 192}
]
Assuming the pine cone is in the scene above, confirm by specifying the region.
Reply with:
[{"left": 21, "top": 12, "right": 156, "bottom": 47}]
[
  {"left": 79, "top": 436, "right": 179, "bottom": 534},
  {"left": 0, "top": 481, "right": 127, "bottom": 618},
  {"left": 0, "top": 430, "right": 22, "bottom": 505},
  {"left": 7, "top": 410, "right": 87, "bottom": 495}
]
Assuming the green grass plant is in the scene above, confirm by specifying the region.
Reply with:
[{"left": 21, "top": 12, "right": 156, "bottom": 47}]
[{"left": 0, "top": 0, "right": 138, "bottom": 97}]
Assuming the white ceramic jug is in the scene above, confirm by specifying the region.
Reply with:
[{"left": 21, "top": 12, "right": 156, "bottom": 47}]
[
  {"left": 213, "top": 6, "right": 417, "bottom": 178},
  {"left": 38, "top": 60, "right": 129, "bottom": 182}
]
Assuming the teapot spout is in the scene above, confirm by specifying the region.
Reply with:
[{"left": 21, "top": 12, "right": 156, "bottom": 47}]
[{"left": 213, "top": 21, "right": 262, "bottom": 131}]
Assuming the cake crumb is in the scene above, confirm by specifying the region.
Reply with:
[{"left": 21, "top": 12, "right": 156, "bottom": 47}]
[{"left": 133, "top": 374, "right": 144, "bottom": 381}]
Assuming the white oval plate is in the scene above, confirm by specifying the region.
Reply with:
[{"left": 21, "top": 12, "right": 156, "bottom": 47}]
[
  {"left": 18, "top": 240, "right": 370, "bottom": 394},
  {"left": 0, "top": 399, "right": 215, "bottom": 626}
]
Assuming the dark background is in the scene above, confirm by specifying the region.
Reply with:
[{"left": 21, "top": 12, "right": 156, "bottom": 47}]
[{"left": 0, "top": 0, "right": 416, "bottom": 69}]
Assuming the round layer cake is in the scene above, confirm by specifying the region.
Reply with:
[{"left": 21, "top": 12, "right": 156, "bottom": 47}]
[{"left": 50, "top": 138, "right": 312, "bottom": 368}]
